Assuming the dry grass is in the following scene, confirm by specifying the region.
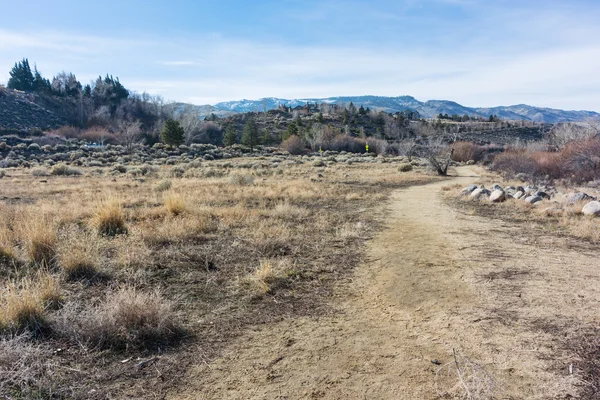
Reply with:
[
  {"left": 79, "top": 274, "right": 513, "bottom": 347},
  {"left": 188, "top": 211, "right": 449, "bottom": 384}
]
[
  {"left": 91, "top": 197, "right": 128, "bottom": 236},
  {"left": 0, "top": 272, "right": 60, "bottom": 333},
  {"left": 0, "top": 156, "right": 438, "bottom": 397},
  {"left": 451, "top": 185, "right": 600, "bottom": 243},
  {"left": 55, "top": 286, "right": 180, "bottom": 350},
  {"left": 435, "top": 349, "right": 495, "bottom": 399},
  {"left": 164, "top": 192, "right": 187, "bottom": 216},
  {"left": 17, "top": 211, "right": 57, "bottom": 267},
  {"left": 57, "top": 229, "right": 100, "bottom": 280}
]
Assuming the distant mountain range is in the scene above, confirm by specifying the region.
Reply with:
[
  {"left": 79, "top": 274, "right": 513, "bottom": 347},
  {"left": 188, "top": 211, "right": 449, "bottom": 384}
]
[{"left": 193, "top": 95, "right": 599, "bottom": 123}]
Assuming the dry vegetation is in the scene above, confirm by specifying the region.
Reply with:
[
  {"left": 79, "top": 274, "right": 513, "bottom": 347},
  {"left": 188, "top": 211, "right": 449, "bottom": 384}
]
[{"left": 0, "top": 155, "right": 437, "bottom": 398}]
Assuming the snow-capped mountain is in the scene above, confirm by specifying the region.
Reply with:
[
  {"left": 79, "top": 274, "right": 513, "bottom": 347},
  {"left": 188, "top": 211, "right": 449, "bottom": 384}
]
[{"left": 202, "top": 95, "right": 599, "bottom": 123}]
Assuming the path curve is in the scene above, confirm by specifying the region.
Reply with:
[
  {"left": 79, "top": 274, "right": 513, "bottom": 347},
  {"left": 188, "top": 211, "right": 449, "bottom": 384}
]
[{"left": 171, "top": 166, "right": 599, "bottom": 399}]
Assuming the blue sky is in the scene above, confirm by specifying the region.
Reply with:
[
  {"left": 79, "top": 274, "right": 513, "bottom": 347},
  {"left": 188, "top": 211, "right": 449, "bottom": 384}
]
[{"left": 0, "top": 0, "right": 599, "bottom": 110}]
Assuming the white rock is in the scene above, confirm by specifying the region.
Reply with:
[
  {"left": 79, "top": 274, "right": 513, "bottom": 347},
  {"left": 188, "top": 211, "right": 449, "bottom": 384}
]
[
  {"left": 582, "top": 201, "right": 600, "bottom": 216},
  {"left": 489, "top": 189, "right": 506, "bottom": 203}
]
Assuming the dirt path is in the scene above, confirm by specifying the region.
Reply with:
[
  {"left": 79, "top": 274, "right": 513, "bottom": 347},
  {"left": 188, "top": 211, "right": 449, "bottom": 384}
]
[{"left": 170, "top": 166, "right": 600, "bottom": 399}]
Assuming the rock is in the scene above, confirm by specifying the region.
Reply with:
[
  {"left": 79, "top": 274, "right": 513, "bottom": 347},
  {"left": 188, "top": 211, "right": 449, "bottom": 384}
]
[
  {"left": 492, "top": 184, "right": 504, "bottom": 191},
  {"left": 524, "top": 195, "right": 543, "bottom": 204},
  {"left": 535, "top": 191, "right": 550, "bottom": 200},
  {"left": 582, "top": 201, "right": 600, "bottom": 216},
  {"left": 470, "top": 188, "right": 491, "bottom": 199},
  {"left": 461, "top": 184, "right": 478, "bottom": 195},
  {"left": 513, "top": 191, "right": 525, "bottom": 200},
  {"left": 567, "top": 192, "right": 594, "bottom": 204},
  {"left": 489, "top": 189, "right": 506, "bottom": 203}
]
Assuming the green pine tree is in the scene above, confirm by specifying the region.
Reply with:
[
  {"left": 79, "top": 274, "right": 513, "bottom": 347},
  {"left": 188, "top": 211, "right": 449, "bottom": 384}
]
[
  {"left": 223, "top": 124, "right": 238, "bottom": 146},
  {"left": 283, "top": 121, "right": 298, "bottom": 141},
  {"left": 241, "top": 117, "right": 259, "bottom": 150},
  {"left": 7, "top": 59, "right": 35, "bottom": 91},
  {"left": 161, "top": 119, "right": 185, "bottom": 147}
]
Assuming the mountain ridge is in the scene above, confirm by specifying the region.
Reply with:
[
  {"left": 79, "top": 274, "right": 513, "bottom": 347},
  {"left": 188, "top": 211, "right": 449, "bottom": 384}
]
[{"left": 202, "top": 95, "right": 599, "bottom": 123}]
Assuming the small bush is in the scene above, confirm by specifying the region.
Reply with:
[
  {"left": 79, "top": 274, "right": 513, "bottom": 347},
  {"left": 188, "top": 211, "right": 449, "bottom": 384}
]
[
  {"left": 229, "top": 173, "right": 254, "bottom": 186},
  {"left": 91, "top": 198, "right": 128, "bottom": 237},
  {"left": 399, "top": 163, "right": 413, "bottom": 172},
  {"left": 31, "top": 168, "right": 50, "bottom": 177},
  {"left": 50, "top": 164, "right": 82, "bottom": 176},
  {"left": 451, "top": 141, "right": 484, "bottom": 162},
  {"left": 281, "top": 135, "right": 306, "bottom": 155},
  {"left": 155, "top": 180, "right": 172, "bottom": 192},
  {"left": 55, "top": 286, "right": 181, "bottom": 350}
]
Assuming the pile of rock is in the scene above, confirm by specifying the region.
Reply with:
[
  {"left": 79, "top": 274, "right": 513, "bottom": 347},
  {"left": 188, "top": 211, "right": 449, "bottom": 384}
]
[
  {"left": 462, "top": 184, "right": 554, "bottom": 204},
  {"left": 460, "top": 183, "right": 600, "bottom": 217}
]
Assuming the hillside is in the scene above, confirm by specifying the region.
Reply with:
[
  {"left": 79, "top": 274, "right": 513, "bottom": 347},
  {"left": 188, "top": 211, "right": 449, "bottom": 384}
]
[
  {"left": 0, "top": 87, "right": 68, "bottom": 131},
  {"left": 209, "top": 95, "right": 600, "bottom": 123}
]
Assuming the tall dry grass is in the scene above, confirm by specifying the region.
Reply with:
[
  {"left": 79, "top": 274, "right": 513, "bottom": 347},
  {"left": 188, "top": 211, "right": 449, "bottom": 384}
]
[{"left": 91, "top": 197, "right": 128, "bottom": 236}]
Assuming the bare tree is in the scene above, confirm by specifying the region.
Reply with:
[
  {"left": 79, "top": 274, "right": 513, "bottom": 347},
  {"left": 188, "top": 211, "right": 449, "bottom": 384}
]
[
  {"left": 416, "top": 135, "right": 456, "bottom": 176},
  {"left": 119, "top": 120, "right": 142, "bottom": 151},
  {"left": 306, "top": 123, "right": 324, "bottom": 151},
  {"left": 547, "top": 122, "right": 598, "bottom": 149}
]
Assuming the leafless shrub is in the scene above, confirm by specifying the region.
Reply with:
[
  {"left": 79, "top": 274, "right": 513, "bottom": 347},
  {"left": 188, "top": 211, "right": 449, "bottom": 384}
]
[
  {"left": 0, "top": 334, "right": 56, "bottom": 396},
  {"left": 281, "top": 135, "right": 306, "bottom": 155},
  {"left": 55, "top": 286, "right": 181, "bottom": 350}
]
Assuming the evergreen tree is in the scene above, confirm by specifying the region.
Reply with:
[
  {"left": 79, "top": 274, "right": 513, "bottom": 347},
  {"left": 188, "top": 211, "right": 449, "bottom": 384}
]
[
  {"left": 358, "top": 105, "right": 366, "bottom": 115},
  {"left": 7, "top": 58, "right": 35, "bottom": 91},
  {"left": 241, "top": 117, "right": 259, "bottom": 150},
  {"left": 342, "top": 108, "right": 349, "bottom": 125},
  {"left": 261, "top": 129, "right": 271, "bottom": 145},
  {"left": 223, "top": 124, "right": 238, "bottom": 146},
  {"left": 283, "top": 121, "right": 298, "bottom": 141},
  {"left": 32, "top": 65, "right": 51, "bottom": 93},
  {"left": 294, "top": 114, "right": 303, "bottom": 127},
  {"left": 161, "top": 119, "right": 185, "bottom": 147},
  {"left": 317, "top": 112, "right": 324, "bottom": 123}
]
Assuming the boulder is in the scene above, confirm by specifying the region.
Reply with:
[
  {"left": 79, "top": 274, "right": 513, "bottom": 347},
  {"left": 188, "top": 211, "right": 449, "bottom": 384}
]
[
  {"left": 492, "top": 184, "right": 504, "bottom": 192},
  {"left": 513, "top": 191, "right": 525, "bottom": 200},
  {"left": 489, "top": 189, "right": 506, "bottom": 203},
  {"left": 470, "top": 188, "right": 491, "bottom": 199},
  {"left": 535, "top": 191, "right": 550, "bottom": 200},
  {"left": 524, "top": 195, "right": 543, "bottom": 204},
  {"left": 568, "top": 192, "right": 594, "bottom": 205},
  {"left": 461, "top": 184, "right": 478, "bottom": 195},
  {"left": 582, "top": 201, "right": 600, "bottom": 216}
]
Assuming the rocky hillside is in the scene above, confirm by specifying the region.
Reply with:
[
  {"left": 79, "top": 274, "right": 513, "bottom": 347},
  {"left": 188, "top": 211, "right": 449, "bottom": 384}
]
[
  {"left": 0, "top": 87, "right": 67, "bottom": 131},
  {"left": 208, "top": 96, "right": 600, "bottom": 123}
]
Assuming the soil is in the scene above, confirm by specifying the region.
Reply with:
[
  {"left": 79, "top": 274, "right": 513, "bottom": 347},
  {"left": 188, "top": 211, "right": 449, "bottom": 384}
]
[{"left": 168, "top": 166, "right": 600, "bottom": 399}]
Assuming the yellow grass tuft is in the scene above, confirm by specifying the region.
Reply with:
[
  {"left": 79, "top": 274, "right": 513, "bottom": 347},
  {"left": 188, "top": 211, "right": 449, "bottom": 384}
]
[
  {"left": 17, "top": 212, "right": 57, "bottom": 267},
  {"left": 91, "top": 198, "right": 128, "bottom": 237},
  {"left": 58, "top": 230, "right": 100, "bottom": 280},
  {"left": 0, "top": 272, "right": 61, "bottom": 332},
  {"left": 164, "top": 192, "right": 186, "bottom": 216}
]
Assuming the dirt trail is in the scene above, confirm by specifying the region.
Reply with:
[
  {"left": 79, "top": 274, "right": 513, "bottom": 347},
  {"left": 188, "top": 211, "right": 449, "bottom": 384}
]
[{"left": 170, "top": 166, "right": 600, "bottom": 399}]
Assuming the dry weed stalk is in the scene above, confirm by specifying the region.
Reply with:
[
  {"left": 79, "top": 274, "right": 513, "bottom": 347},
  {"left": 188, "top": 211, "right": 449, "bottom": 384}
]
[{"left": 435, "top": 349, "right": 495, "bottom": 400}]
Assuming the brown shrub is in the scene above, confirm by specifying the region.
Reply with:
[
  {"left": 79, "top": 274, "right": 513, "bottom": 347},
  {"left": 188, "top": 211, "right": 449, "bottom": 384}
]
[
  {"left": 281, "top": 135, "right": 306, "bottom": 155},
  {"left": 79, "top": 127, "right": 118, "bottom": 144},
  {"left": 451, "top": 141, "right": 484, "bottom": 162}
]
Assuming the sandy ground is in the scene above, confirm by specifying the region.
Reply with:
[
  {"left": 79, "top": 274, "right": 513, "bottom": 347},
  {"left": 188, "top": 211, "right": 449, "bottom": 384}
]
[{"left": 169, "top": 166, "right": 600, "bottom": 399}]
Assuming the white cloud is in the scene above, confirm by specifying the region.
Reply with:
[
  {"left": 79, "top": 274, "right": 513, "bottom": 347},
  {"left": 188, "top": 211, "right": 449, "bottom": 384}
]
[{"left": 1, "top": 15, "right": 599, "bottom": 111}]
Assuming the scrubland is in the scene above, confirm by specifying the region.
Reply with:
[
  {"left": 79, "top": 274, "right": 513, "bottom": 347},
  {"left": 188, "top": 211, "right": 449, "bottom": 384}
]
[{"left": 0, "top": 156, "right": 436, "bottom": 398}]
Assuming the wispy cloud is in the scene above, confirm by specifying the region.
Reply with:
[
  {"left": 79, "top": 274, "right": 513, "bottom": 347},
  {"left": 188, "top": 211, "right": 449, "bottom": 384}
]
[{"left": 0, "top": 0, "right": 599, "bottom": 111}]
